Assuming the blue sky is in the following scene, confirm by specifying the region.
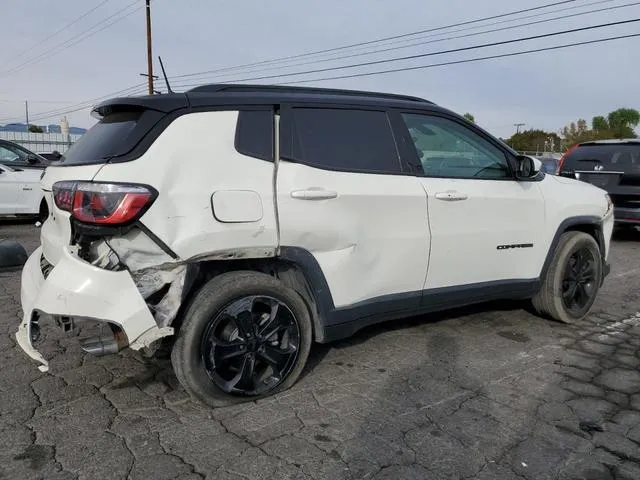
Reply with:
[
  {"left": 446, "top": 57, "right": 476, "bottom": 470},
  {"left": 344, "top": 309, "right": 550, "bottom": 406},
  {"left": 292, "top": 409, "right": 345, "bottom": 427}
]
[{"left": 0, "top": 0, "right": 638, "bottom": 139}]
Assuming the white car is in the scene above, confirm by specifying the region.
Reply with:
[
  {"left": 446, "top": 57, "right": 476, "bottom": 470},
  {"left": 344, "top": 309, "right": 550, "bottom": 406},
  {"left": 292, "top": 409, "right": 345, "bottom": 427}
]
[
  {"left": 17, "top": 84, "right": 613, "bottom": 406},
  {"left": 0, "top": 163, "right": 46, "bottom": 218}
]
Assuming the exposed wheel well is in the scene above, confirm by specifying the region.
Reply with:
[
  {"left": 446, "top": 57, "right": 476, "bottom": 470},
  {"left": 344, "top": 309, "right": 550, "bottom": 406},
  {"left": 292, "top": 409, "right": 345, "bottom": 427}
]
[
  {"left": 562, "top": 223, "right": 604, "bottom": 256},
  {"left": 38, "top": 198, "right": 48, "bottom": 222},
  {"left": 171, "top": 257, "right": 325, "bottom": 342}
]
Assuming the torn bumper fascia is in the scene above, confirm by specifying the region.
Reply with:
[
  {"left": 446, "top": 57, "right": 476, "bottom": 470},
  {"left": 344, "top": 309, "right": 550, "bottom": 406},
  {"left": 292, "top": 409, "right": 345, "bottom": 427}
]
[{"left": 16, "top": 246, "right": 173, "bottom": 372}]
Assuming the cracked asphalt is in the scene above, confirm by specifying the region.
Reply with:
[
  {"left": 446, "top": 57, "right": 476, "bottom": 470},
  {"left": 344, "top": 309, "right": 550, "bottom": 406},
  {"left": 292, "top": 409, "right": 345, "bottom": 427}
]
[{"left": 1, "top": 222, "right": 640, "bottom": 480}]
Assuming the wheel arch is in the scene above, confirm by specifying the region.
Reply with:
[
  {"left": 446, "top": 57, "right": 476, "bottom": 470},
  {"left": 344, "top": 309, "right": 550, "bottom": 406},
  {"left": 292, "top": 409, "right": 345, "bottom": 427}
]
[
  {"left": 539, "top": 215, "right": 605, "bottom": 282},
  {"left": 38, "top": 197, "right": 48, "bottom": 220},
  {"left": 170, "top": 247, "right": 335, "bottom": 343}
]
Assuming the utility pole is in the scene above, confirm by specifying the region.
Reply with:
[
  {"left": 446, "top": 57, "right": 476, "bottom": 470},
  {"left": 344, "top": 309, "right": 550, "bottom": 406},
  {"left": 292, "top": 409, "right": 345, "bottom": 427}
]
[
  {"left": 145, "top": 0, "right": 154, "bottom": 95},
  {"left": 25, "top": 100, "right": 29, "bottom": 128},
  {"left": 514, "top": 123, "right": 525, "bottom": 134}
]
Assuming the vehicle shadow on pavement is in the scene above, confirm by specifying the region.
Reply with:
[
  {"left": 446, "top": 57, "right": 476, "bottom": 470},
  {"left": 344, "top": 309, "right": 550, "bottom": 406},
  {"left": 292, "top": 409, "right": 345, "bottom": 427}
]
[{"left": 333, "top": 308, "right": 640, "bottom": 479}]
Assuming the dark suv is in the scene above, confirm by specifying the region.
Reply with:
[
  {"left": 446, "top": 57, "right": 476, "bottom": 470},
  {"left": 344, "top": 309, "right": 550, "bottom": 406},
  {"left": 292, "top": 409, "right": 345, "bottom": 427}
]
[{"left": 558, "top": 139, "right": 640, "bottom": 227}]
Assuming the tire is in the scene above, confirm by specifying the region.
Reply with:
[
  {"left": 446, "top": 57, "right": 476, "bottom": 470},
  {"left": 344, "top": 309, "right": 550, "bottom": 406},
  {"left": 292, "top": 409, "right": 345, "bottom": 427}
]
[
  {"left": 171, "top": 270, "right": 313, "bottom": 407},
  {"left": 532, "top": 231, "right": 602, "bottom": 324}
]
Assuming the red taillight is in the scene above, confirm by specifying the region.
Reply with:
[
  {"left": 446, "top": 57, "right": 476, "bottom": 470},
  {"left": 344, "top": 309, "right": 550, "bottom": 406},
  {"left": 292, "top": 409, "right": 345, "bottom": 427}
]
[
  {"left": 52, "top": 181, "right": 156, "bottom": 225},
  {"left": 557, "top": 144, "right": 578, "bottom": 175}
]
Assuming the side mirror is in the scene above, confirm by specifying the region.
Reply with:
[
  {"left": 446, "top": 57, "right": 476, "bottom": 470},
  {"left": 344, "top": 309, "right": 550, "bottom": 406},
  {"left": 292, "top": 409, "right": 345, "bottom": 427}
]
[
  {"left": 27, "top": 154, "right": 39, "bottom": 164},
  {"left": 51, "top": 150, "right": 62, "bottom": 159},
  {"left": 0, "top": 239, "right": 28, "bottom": 273},
  {"left": 515, "top": 155, "right": 542, "bottom": 179}
]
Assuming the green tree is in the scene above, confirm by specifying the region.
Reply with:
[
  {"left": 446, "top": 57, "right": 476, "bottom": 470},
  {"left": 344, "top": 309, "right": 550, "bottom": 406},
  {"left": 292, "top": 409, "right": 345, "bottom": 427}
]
[
  {"left": 463, "top": 113, "right": 475, "bottom": 123},
  {"left": 508, "top": 129, "right": 562, "bottom": 152},
  {"left": 606, "top": 108, "right": 639, "bottom": 139},
  {"left": 28, "top": 124, "right": 43, "bottom": 133},
  {"left": 592, "top": 115, "right": 609, "bottom": 132},
  {"left": 561, "top": 118, "right": 595, "bottom": 145}
]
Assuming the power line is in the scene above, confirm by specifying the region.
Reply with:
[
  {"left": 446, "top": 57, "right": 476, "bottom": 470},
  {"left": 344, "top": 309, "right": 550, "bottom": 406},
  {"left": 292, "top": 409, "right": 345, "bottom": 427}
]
[
  {"left": 170, "top": 0, "right": 580, "bottom": 81},
  {"left": 0, "top": 99, "right": 79, "bottom": 105},
  {"left": 302, "top": 0, "right": 613, "bottom": 60},
  {"left": 2, "top": 0, "right": 111, "bottom": 65},
  {"left": 175, "top": 17, "right": 640, "bottom": 86},
  {"left": 280, "top": 32, "right": 640, "bottom": 85},
  {"left": 0, "top": 83, "right": 146, "bottom": 124},
  {"left": 172, "top": 0, "right": 635, "bottom": 86},
  {"left": 1, "top": 0, "right": 141, "bottom": 77},
  {"left": 25, "top": 85, "right": 148, "bottom": 123}
]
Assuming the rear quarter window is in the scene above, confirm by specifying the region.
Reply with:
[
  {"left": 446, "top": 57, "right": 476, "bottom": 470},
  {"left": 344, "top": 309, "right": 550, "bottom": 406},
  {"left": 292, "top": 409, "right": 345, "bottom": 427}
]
[{"left": 234, "top": 109, "right": 274, "bottom": 161}]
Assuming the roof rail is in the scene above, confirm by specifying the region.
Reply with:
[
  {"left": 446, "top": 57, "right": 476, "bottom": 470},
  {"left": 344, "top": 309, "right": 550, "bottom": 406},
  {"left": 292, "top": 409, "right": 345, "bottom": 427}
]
[{"left": 186, "top": 83, "right": 432, "bottom": 104}]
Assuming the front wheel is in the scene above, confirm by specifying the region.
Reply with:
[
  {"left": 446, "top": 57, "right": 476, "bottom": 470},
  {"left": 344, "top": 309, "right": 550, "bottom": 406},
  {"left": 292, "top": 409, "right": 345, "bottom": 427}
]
[
  {"left": 171, "top": 271, "right": 313, "bottom": 407},
  {"left": 532, "top": 231, "right": 602, "bottom": 324}
]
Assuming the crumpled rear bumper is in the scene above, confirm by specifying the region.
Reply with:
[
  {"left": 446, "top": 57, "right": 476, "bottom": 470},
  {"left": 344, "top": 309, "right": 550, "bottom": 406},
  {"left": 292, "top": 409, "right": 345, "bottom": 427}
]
[{"left": 16, "top": 246, "right": 172, "bottom": 372}]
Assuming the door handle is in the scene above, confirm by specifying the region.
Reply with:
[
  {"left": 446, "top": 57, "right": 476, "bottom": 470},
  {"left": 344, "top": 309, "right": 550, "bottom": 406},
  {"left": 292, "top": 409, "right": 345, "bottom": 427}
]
[
  {"left": 290, "top": 188, "right": 338, "bottom": 200},
  {"left": 434, "top": 191, "right": 468, "bottom": 201}
]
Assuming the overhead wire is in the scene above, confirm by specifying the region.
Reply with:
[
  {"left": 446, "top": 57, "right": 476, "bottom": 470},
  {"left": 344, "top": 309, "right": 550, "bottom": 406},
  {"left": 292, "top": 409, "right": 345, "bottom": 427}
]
[
  {"left": 171, "top": 0, "right": 634, "bottom": 87},
  {"left": 1, "top": 0, "right": 142, "bottom": 77},
  {"left": 169, "top": 0, "right": 581, "bottom": 81},
  {"left": 0, "top": 83, "right": 147, "bottom": 124},
  {"left": 24, "top": 84, "right": 148, "bottom": 123},
  {"left": 2, "top": 0, "right": 111, "bottom": 65},
  {"left": 281, "top": 33, "right": 640, "bottom": 85},
  {"left": 4, "top": 0, "right": 636, "bottom": 125},
  {"left": 173, "top": 17, "right": 640, "bottom": 87}
]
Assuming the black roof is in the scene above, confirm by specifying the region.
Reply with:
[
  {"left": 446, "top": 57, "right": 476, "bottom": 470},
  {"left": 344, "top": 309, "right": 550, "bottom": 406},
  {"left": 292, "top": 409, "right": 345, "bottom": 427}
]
[
  {"left": 188, "top": 84, "right": 433, "bottom": 104},
  {"left": 93, "top": 83, "right": 437, "bottom": 115}
]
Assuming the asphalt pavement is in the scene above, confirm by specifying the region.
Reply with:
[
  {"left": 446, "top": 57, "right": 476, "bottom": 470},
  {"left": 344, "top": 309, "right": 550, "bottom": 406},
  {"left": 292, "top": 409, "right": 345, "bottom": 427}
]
[{"left": 1, "top": 222, "right": 639, "bottom": 480}]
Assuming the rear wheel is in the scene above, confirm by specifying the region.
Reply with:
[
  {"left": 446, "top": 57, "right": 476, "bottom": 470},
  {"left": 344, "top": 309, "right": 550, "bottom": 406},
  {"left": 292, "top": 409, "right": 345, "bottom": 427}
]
[
  {"left": 171, "top": 271, "right": 312, "bottom": 407},
  {"left": 532, "top": 231, "right": 602, "bottom": 324}
]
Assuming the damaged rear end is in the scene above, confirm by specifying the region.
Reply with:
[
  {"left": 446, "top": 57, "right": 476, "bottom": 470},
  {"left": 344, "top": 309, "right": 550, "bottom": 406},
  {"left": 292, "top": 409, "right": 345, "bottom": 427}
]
[{"left": 17, "top": 95, "right": 193, "bottom": 371}]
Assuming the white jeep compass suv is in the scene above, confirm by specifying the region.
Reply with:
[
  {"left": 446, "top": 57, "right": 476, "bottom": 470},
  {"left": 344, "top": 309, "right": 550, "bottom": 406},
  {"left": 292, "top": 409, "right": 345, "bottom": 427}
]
[{"left": 17, "top": 84, "right": 614, "bottom": 406}]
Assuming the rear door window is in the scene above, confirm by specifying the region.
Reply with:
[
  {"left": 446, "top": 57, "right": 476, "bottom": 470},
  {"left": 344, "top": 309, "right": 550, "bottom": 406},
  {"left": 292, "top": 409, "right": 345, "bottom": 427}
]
[{"left": 286, "top": 107, "right": 402, "bottom": 174}]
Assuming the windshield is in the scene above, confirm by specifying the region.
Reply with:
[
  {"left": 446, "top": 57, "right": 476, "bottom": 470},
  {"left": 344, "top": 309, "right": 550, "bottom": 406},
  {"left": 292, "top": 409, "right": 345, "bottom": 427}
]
[{"left": 0, "top": 142, "right": 33, "bottom": 163}]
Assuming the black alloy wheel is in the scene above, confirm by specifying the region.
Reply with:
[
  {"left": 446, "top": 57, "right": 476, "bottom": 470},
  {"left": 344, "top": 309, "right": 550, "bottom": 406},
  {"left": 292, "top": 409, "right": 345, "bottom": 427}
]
[
  {"left": 201, "top": 295, "right": 300, "bottom": 396},
  {"left": 531, "top": 231, "right": 602, "bottom": 324},
  {"left": 561, "top": 247, "right": 597, "bottom": 315}
]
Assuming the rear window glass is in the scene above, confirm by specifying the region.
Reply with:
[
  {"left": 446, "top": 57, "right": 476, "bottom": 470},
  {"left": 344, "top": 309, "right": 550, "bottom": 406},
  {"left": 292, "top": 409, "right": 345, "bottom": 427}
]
[
  {"left": 60, "top": 110, "right": 144, "bottom": 165},
  {"left": 234, "top": 110, "right": 274, "bottom": 161},
  {"left": 562, "top": 144, "right": 640, "bottom": 172}
]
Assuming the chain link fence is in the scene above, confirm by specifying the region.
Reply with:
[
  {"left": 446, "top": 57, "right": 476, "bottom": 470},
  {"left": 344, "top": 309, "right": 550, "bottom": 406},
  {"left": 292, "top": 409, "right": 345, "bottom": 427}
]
[{"left": 0, "top": 131, "right": 83, "bottom": 154}]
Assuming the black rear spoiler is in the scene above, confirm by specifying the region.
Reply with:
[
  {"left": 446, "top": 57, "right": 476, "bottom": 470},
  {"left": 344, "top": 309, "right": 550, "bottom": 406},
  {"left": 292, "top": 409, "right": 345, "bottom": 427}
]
[{"left": 91, "top": 93, "right": 190, "bottom": 119}]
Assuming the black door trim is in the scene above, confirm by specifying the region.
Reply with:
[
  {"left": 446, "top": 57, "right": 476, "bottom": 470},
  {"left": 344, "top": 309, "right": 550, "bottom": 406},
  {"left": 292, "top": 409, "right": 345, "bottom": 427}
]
[
  {"left": 281, "top": 213, "right": 606, "bottom": 344},
  {"left": 279, "top": 246, "right": 540, "bottom": 343}
]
